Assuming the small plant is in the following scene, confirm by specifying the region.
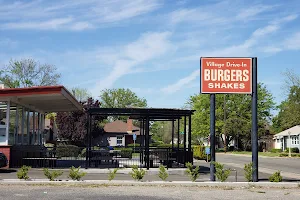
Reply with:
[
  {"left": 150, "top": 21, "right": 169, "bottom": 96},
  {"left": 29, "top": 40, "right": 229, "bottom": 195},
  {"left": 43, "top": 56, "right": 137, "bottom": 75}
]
[
  {"left": 68, "top": 166, "right": 86, "bottom": 181},
  {"left": 244, "top": 162, "right": 254, "bottom": 182},
  {"left": 129, "top": 165, "right": 146, "bottom": 181},
  {"left": 158, "top": 165, "right": 168, "bottom": 181},
  {"left": 17, "top": 165, "right": 31, "bottom": 180},
  {"left": 43, "top": 168, "right": 63, "bottom": 181},
  {"left": 108, "top": 168, "right": 119, "bottom": 181},
  {"left": 269, "top": 171, "right": 282, "bottom": 182},
  {"left": 185, "top": 162, "right": 200, "bottom": 182},
  {"left": 213, "top": 162, "right": 231, "bottom": 182}
]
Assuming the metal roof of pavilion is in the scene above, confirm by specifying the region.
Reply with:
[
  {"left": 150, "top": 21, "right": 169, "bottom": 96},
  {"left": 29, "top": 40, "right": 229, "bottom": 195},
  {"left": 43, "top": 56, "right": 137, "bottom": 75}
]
[{"left": 0, "top": 85, "right": 82, "bottom": 113}]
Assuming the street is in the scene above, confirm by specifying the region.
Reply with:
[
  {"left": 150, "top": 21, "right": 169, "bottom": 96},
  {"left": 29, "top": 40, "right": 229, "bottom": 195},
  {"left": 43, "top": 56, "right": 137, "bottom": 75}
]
[{"left": 0, "top": 185, "right": 300, "bottom": 200}]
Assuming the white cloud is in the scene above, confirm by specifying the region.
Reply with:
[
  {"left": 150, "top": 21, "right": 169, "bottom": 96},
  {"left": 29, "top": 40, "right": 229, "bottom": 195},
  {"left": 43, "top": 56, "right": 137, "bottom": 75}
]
[
  {"left": 283, "top": 32, "right": 300, "bottom": 50},
  {"left": 161, "top": 69, "right": 200, "bottom": 94},
  {"left": 0, "top": 0, "right": 161, "bottom": 31},
  {"left": 89, "top": 31, "right": 173, "bottom": 96},
  {"left": 236, "top": 5, "right": 275, "bottom": 20},
  {"left": 0, "top": 38, "right": 18, "bottom": 49}
]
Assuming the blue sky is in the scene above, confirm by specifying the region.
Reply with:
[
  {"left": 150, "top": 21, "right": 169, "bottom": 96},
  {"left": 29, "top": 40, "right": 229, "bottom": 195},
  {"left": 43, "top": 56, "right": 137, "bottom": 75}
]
[{"left": 1, "top": 0, "right": 300, "bottom": 109}]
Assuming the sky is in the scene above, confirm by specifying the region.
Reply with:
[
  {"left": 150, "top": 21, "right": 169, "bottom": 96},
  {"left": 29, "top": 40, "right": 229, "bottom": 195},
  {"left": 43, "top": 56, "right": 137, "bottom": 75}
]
[{"left": 1, "top": 0, "right": 300, "bottom": 109}]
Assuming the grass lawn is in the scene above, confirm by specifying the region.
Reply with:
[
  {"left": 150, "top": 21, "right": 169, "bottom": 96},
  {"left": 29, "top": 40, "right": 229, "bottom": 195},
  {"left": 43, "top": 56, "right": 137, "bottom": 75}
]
[{"left": 229, "top": 151, "right": 281, "bottom": 157}]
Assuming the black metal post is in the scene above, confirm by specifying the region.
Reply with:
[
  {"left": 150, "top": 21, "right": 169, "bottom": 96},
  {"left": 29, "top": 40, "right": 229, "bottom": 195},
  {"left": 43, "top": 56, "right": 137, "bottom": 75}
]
[
  {"left": 184, "top": 116, "right": 187, "bottom": 165},
  {"left": 188, "top": 115, "right": 192, "bottom": 157},
  {"left": 210, "top": 94, "right": 216, "bottom": 181},
  {"left": 172, "top": 120, "right": 174, "bottom": 149},
  {"left": 85, "top": 113, "right": 90, "bottom": 169},
  {"left": 177, "top": 119, "right": 180, "bottom": 150},
  {"left": 252, "top": 57, "right": 258, "bottom": 182},
  {"left": 139, "top": 119, "right": 142, "bottom": 165},
  {"left": 145, "top": 116, "right": 150, "bottom": 169}
]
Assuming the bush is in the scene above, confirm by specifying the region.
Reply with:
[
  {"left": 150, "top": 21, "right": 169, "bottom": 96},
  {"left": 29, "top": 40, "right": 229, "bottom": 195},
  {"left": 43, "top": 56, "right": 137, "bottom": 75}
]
[
  {"left": 114, "top": 148, "right": 133, "bottom": 158},
  {"left": 269, "top": 171, "right": 282, "bottom": 182},
  {"left": 108, "top": 168, "right": 119, "bottom": 181},
  {"left": 56, "top": 145, "right": 81, "bottom": 158},
  {"left": 158, "top": 165, "right": 168, "bottom": 181},
  {"left": 270, "top": 148, "right": 282, "bottom": 153},
  {"left": 213, "top": 162, "right": 231, "bottom": 182},
  {"left": 244, "top": 162, "right": 254, "bottom": 182},
  {"left": 17, "top": 165, "right": 31, "bottom": 180},
  {"left": 185, "top": 162, "right": 200, "bottom": 182},
  {"left": 279, "top": 153, "right": 288, "bottom": 157},
  {"left": 149, "top": 141, "right": 164, "bottom": 147},
  {"left": 129, "top": 165, "right": 146, "bottom": 181},
  {"left": 43, "top": 168, "right": 63, "bottom": 181},
  {"left": 127, "top": 143, "right": 140, "bottom": 147},
  {"left": 68, "top": 166, "right": 86, "bottom": 181},
  {"left": 193, "top": 145, "right": 210, "bottom": 161},
  {"left": 285, "top": 147, "right": 299, "bottom": 153},
  {"left": 216, "top": 148, "right": 225, "bottom": 152},
  {"left": 156, "top": 144, "right": 184, "bottom": 148}
]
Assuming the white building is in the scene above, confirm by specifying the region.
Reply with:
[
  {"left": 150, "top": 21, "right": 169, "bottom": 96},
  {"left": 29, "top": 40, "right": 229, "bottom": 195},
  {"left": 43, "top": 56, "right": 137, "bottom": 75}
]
[{"left": 273, "top": 125, "right": 300, "bottom": 151}]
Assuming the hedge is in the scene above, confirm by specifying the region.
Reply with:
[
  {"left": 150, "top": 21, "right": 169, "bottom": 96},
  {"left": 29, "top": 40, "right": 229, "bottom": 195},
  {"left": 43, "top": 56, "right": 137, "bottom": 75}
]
[
  {"left": 56, "top": 145, "right": 81, "bottom": 158},
  {"left": 127, "top": 143, "right": 140, "bottom": 147},
  {"left": 193, "top": 145, "right": 210, "bottom": 161},
  {"left": 156, "top": 144, "right": 185, "bottom": 148},
  {"left": 114, "top": 148, "right": 133, "bottom": 158},
  {"left": 285, "top": 147, "right": 299, "bottom": 153},
  {"left": 270, "top": 148, "right": 282, "bottom": 153},
  {"left": 279, "top": 153, "right": 300, "bottom": 157}
]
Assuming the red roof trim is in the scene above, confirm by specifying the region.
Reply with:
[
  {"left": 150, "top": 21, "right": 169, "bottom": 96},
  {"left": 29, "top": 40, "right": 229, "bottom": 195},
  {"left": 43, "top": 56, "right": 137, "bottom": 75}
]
[{"left": 0, "top": 85, "right": 63, "bottom": 97}]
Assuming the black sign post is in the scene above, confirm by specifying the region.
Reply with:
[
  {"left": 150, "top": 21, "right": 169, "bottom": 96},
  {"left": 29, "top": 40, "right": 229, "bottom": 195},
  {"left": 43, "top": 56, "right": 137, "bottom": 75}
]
[
  {"left": 252, "top": 57, "right": 258, "bottom": 182},
  {"left": 210, "top": 94, "right": 216, "bottom": 181}
]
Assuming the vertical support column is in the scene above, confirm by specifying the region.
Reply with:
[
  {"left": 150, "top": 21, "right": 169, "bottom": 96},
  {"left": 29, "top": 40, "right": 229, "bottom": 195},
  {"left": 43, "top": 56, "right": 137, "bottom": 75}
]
[
  {"left": 14, "top": 106, "right": 19, "bottom": 145},
  {"left": 252, "top": 57, "right": 258, "bottom": 182},
  {"left": 85, "top": 113, "right": 90, "bottom": 169},
  {"left": 184, "top": 116, "right": 187, "bottom": 165},
  {"left": 21, "top": 108, "right": 25, "bottom": 145},
  {"left": 27, "top": 111, "right": 30, "bottom": 145},
  {"left": 37, "top": 113, "right": 41, "bottom": 145},
  {"left": 5, "top": 101, "right": 10, "bottom": 145},
  {"left": 210, "top": 94, "right": 216, "bottom": 181},
  {"left": 188, "top": 115, "right": 192, "bottom": 154},
  {"left": 32, "top": 112, "right": 35, "bottom": 145},
  {"left": 145, "top": 116, "right": 150, "bottom": 170},
  {"left": 171, "top": 120, "right": 174, "bottom": 149},
  {"left": 177, "top": 119, "right": 180, "bottom": 150}
]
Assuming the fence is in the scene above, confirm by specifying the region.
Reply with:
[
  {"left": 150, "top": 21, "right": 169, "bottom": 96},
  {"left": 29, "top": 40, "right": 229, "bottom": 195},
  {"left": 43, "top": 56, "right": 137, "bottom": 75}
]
[{"left": 10, "top": 145, "right": 193, "bottom": 169}]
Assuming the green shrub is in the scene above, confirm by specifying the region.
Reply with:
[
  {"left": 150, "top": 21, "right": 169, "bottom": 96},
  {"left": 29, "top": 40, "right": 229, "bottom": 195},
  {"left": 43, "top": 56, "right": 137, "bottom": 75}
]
[
  {"left": 270, "top": 148, "right": 282, "bottom": 153},
  {"left": 216, "top": 148, "right": 225, "bottom": 152},
  {"left": 114, "top": 148, "right": 133, "bottom": 158},
  {"left": 127, "top": 143, "right": 140, "bottom": 147},
  {"left": 17, "top": 165, "right": 31, "bottom": 180},
  {"left": 129, "top": 165, "right": 146, "bottom": 181},
  {"left": 108, "top": 168, "right": 119, "bottom": 181},
  {"left": 43, "top": 168, "right": 63, "bottom": 181},
  {"left": 158, "top": 165, "right": 168, "bottom": 181},
  {"left": 279, "top": 153, "right": 288, "bottom": 157},
  {"left": 185, "top": 162, "right": 200, "bottom": 182},
  {"left": 56, "top": 145, "right": 81, "bottom": 158},
  {"left": 156, "top": 144, "right": 184, "bottom": 148},
  {"left": 213, "top": 162, "right": 231, "bottom": 182},
  {"left": 285, "top": 147, "right": 299, "bottom": 153},
  {"left": 193, "top": 145, "right": 210, "bottom": 160},
  {"left": 68, "top": 166, "right": 86, "bottom": 181},
  {"left": 244, "top": 162, "right": 254, "bottom": 182},
  {"left": 269, "top": 171, "right": 282, "bottom": 182},
  {"left": 149, "top": 141, "right": 164, "bottom": 147}
]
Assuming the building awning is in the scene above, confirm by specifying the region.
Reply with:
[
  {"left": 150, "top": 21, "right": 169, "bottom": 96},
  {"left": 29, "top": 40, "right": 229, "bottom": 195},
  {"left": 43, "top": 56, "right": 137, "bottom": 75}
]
[{"left": 0, "top": 86, "right": 82, "bottom": 113}]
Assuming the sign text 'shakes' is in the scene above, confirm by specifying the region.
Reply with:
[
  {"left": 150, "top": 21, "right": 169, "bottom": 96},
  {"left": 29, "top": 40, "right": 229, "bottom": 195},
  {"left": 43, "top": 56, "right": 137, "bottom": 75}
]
[{"left": 200, "top": 58, "right": 252, "bottom": 94}]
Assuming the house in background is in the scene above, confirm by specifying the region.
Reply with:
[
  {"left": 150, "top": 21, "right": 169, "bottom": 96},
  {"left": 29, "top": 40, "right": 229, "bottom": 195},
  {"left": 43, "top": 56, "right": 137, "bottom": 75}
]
[
  {"left": 95, "top": 119, "right": 145, "bottom": 147},
  {"left": 273, "top": 125, "right": 300, "bottom": 151}
]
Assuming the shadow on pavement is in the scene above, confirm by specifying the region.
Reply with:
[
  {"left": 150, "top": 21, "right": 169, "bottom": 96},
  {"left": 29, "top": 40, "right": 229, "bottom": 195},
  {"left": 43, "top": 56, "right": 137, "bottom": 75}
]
[
  {"left": 199, "top": 166, "right": 210, "bottom": 174},
  {"left": 0, "top": 169, "right": 17, "bottom": 173}
]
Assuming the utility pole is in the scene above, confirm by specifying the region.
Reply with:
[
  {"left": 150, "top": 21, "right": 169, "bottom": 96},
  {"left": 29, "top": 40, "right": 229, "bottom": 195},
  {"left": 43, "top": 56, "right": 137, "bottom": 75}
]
[{"left": 224, "top": 94, "right": 227, "bottom": 153}]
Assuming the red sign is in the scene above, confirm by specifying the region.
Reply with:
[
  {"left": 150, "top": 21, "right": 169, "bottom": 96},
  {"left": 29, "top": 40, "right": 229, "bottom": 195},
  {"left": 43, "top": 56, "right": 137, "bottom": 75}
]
[{"left": 200, "top": 57, "right": 252, "bottom": 94}]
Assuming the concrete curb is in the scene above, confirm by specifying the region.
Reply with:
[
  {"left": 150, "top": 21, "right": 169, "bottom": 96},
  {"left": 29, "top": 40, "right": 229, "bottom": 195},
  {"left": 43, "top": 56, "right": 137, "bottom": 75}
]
[{"left": 0, "top": 180, "right": 299, "bottom": 188}]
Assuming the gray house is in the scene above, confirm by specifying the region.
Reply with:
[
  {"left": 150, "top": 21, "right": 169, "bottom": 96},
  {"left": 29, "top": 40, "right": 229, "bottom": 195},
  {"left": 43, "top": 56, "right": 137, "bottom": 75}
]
[{"left": 273, "top": 125, "right": 300, "bottom": 151}]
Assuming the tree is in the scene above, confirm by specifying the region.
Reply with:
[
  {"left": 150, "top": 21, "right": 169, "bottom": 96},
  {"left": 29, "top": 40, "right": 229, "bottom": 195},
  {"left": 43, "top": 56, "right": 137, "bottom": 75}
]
[
  {"left": 55, "top": 98, "right": 105, "bottom": 143},
  {"left": 0, "top": 59, "right": 61, "bottom": 88},
  {"left": 99, "top": 88, "right": 147, "bottom": 121},
  {"left": 150, "top": 121, "right": 179, "bottom": 144},
  {"left": 71, "top": 87, "right": 91, "bottom": 102},
  {"left": 187, "top": 83, "right": 275, "bottom": 150}
]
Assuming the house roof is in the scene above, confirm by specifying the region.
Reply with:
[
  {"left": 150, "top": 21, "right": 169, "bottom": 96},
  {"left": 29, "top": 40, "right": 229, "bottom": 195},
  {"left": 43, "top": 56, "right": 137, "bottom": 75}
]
[
  {"left": 104, "top": 120, "right": 142, "bottom": 135},
  {"left": 0, "top": 85, "right": 82, "bottom": 113},
  {"left": 274, "top": 125, "right": 300, "bottom": 137}
]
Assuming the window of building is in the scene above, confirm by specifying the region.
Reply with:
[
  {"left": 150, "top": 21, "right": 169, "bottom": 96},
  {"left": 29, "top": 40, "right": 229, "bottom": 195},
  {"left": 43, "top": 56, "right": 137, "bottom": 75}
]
[
  {"left": 291, "top": 136, "right": 299, "bottom": 145},
  {"left": 117, "top": 136, "right": 123, "bottom": 145}
]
